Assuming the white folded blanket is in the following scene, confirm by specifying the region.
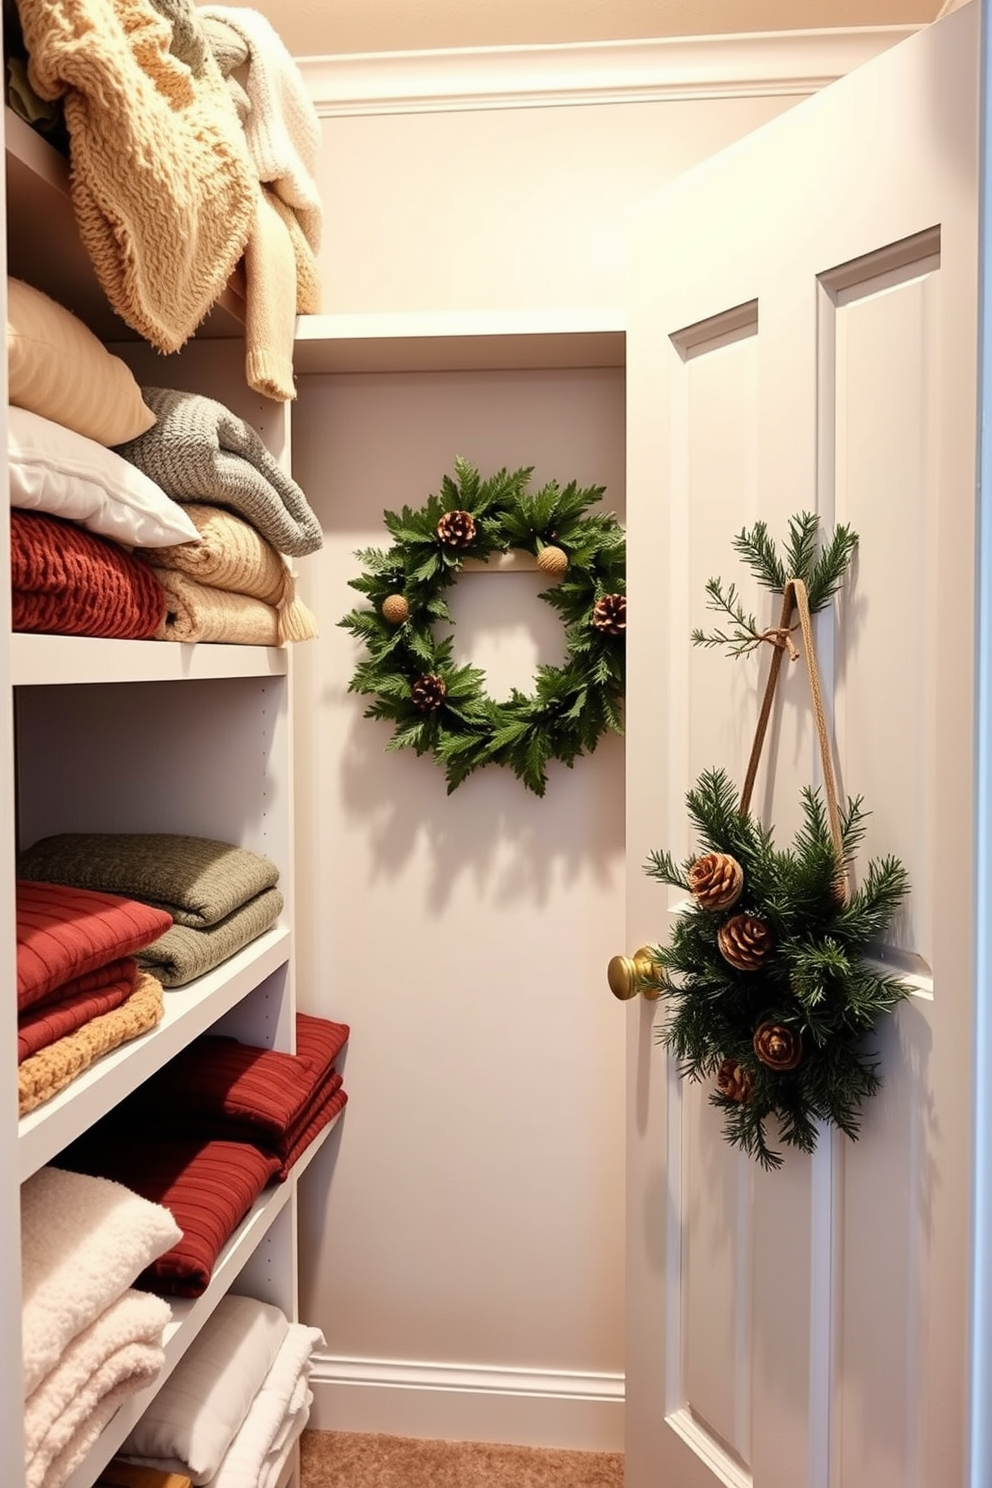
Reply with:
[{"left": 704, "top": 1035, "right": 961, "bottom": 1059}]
[
  {"left": 206, "top": 1324, "right": 323, "bottom": 1488},
  {"left": 25, "top": 1289, "right": 171, "bottom": 1488},
  {"left": 22, "top": 1167, "right": 182, "bottom": 1397}
]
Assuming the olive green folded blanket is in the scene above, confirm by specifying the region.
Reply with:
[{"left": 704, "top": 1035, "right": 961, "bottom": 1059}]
[
  {"left": 17, "top": 833, "right": 279, "bottom": 929},
  {"left": 138, "top": 887, "right": 283, "bottom": 987}
]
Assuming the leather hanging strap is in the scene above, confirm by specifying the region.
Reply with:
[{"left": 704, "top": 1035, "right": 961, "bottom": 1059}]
[{"left": 739, "top": 577, "right": 849, "bottom": 904}]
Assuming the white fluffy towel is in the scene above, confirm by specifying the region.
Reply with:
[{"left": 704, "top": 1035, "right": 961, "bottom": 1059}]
[
  {"left": 25, "top": 1288, "right": 172, "bottom": 1488},
  {"left": 198, "top": 6, "right": 322, "bottom": 250},
  {"left": 21, "top": 1166, "right": 181, "bottom": 1397}
]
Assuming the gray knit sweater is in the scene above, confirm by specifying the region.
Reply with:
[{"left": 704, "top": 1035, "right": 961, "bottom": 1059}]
[{"left": 115, "top": 387, "right": 323, "bottom": 557}]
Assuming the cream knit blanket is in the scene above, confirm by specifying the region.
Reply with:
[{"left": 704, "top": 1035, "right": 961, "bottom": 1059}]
[
  {"left": 21, "top": 1165, "right": 181, "bottom": 1398},
  {"left": 17, "top": 0, "right": 257, "bottom": 353},
  {"left": 26, "top": 1288, "right": 171, "bottom": 1488},
  {"left": 148, "top": 503, "right": 318, "bottom": 642}
]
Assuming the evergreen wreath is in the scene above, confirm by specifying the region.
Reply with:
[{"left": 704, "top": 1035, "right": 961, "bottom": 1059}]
[
  {"left": 644, "top": 515, "right": 910, "bottom": 1169},
  {"left": 339, "top": 457, "right": 626, "bottom": 796}
]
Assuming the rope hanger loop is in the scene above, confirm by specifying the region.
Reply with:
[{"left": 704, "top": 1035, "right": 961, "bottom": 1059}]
[{"left": 740, "top": 577, "right": 849, "bottom": 903}]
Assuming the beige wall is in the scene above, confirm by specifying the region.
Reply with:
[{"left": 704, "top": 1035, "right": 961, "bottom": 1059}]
[
  {"left": 254, "top": 0, "right": 938, "bottom": 60},
  {"left": 315, "top": 96, "right": 798, "bottom": 316}
]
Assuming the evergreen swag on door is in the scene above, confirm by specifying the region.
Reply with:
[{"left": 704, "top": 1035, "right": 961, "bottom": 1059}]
[{"left": 644, "top": 515, "right": 911, "bottom": 1169}]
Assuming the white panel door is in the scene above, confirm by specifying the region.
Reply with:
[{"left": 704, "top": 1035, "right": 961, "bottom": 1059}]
[{"left": 624, "top": 9, "right": 979, "bottom": 1488}]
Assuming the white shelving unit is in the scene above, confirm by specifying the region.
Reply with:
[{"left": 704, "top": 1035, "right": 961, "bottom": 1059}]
[{"left": 2, "top": 105, "right": 324, "bottom": 1488}]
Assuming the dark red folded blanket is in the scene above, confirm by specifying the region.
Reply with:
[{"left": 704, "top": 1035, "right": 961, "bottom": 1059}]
[
  {"left": 59, "top": 1135, "right": 281, "bottom": 1297},
  {"left": 121, "top": 1012, "right": 350, "bottom": 1153},
  {"left": 18, "top": 958, "right": 139, "bottom": 1062},
  {"left": 17, "top": 880, "right": 173, "bottom": 1013},
  {"left": 277, "top": 1075, "right": 348, "bottom": 1181},
  {"left": 10, "top": 508, "right": 166, "bottom": 638}
]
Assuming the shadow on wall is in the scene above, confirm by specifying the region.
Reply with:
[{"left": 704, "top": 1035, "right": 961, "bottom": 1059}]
[{"left": 334, "top": 695, "right": 625, "bottom": 915}]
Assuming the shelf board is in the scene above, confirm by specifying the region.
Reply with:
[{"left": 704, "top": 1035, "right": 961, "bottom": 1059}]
[
  {"left": 293, "top": 308, "right": 626, "bottom": 375},
  {"left": 5, "top": 107, "right": 245, "bottom": 342},
  {"left": 59, "top": 1111, "right": 342, "bottom": 1488},
  {"left": 19, "top": 926, "right": 292, "bottom": 1181},
  {"left": 11, "top": 633, "right": 289, "bottom": 687}
]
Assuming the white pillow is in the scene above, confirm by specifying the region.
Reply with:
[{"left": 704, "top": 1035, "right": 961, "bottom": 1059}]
[
  {"left": 117, "top": 1294, "right": 290, "bottom": 1484},
  {"left": 8, "top": 405, "right": 200, "bottom": 548}
]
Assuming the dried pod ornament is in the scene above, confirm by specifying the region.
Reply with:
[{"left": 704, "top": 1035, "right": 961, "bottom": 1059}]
[
  {"left": 688, "top": 851, "right": 743, "bottom": 911},
  {"left": 536, "top": 544, "right": 569, "bottom": 578},
  {"left": 381, "top": 594, "right": 409, "bottom": 625}
]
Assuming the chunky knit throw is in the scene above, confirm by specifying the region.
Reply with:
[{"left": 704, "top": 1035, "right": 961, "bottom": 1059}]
[
  {"left": 114, "top": 389, "right": 323, "bottom": 557},
  {"left": 15, "top": 0, "right": 257, "bottom": 353},
  {"left": 18, "top": 831, "right": 280, "bottom": 929},
  {"left": 11, "top": 510, "right": 166, "bottom": 639}
]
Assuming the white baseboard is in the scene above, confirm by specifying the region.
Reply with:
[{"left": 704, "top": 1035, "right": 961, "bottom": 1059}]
[
  {"left": 307, "top": 1355, "right": 625, "bottom": 1452},
  {"left": 298, "top": 27, "right": 919, "bottom": 116}
]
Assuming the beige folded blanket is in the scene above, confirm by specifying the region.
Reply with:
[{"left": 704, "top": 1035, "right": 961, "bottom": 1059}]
[
  {"left": 138, "top": 888, "right": 284, "bottom": 986},
  {"left": 151, "top": 569, "right": 281, "bottom": 646},
  {"left": 148, "top": 504, "right": 317, "bottom": 643},
  {"left": 18, "top": 832, "right": 280, "bottom": 928},
  {"left": 19, "top": 971, "right": 164, "bottom": 1116}
]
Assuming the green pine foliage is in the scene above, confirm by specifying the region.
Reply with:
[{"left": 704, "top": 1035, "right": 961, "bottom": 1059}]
[
  {"left": 645, "top": 767, "right": 910, "bottom": 1168},
  {"left": 339, "top": 457, "right": 626, "bottom": 796},
  {"left": 691, "top": 512, "right": 859, "bottom": 656}
]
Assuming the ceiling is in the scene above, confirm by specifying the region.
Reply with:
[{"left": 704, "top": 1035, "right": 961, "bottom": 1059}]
[{"left": 254, "top": 0, "right": 946, "bottom": 61}]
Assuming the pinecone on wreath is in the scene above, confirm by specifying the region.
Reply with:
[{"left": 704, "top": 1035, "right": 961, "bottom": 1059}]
[
  {"left": 716, "top": 1057, "right": 753, "bottom": 1105},
  {"left": 688, "top": 851, "right": 744, "bottom": 911},
  {"left": 436, "top": 510, "right": 477, "bottom": 548},
  {"left": 411, "top": 674, "right": 448, "bottom": 712},
  {"left": 592, "top": 593, "right": 626, "bottom": 635},
  {"left": 717, "top": 913, "right": 773, "bottom": 971},
  {"left": 753, "top": 1021, "right": 803, "bottom": 1072}
]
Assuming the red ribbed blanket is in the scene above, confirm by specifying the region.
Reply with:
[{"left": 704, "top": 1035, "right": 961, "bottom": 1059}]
[
  {"left": 17, "top": 880, "right": 173, "bottom": 1013},
  {"left": 119, "top": 1011, "right": 349, "bottom": 1161},
  {"left": 18, "top": 957, "right": 139, "bottom": 1062},
  {"left": 10, "top": 509, "right": 166, "bottom": 637},
  {"left": 60, "top": 1136, "right": 281, "bottom": 1297}
]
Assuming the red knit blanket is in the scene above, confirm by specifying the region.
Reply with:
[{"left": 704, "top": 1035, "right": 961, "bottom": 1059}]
[{"left": 11, "top": 509, "right": 166, "bottom": 638}]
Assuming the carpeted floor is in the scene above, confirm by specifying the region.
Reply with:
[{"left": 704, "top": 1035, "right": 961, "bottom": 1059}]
[{"left": 300, "top": 1431, "right": 624, "bottom": 1487}]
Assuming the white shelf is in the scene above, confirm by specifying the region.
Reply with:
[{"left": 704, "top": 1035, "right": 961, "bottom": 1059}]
[
  {"left": 4, "top": 107, "right": 245, "bottom": 342},
  {"left": 293, "top": 308, "right": 626, "bottom": 375},
  {"left": 19, "top": 927, "right": 292, "bottom": 1182},
  {"left": 59, "top": 1112, "right": 342, "bottom": 1488},
  {"left": 11, "top": 634, "right": 289, "bottom": 688}
]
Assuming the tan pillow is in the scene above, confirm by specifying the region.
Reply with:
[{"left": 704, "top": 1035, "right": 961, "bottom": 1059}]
[{"left": 6, "top": 277, "right": 156, "bottom": 446}]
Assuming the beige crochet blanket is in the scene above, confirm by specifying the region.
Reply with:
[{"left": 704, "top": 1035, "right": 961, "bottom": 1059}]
[
  {"left": 18, "top": 0, "right": 256, "bottom": 352},
  {"left": 18, "top": 970, "right": 164, "bottom": 1116},
  {"left": 148, "top": 503, "right": 318, "bottom": 643}
]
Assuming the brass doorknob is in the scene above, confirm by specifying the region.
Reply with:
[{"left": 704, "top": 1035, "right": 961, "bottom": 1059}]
[{"left": 607, "top": 946, "right": 664, "bottom": 1001}]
